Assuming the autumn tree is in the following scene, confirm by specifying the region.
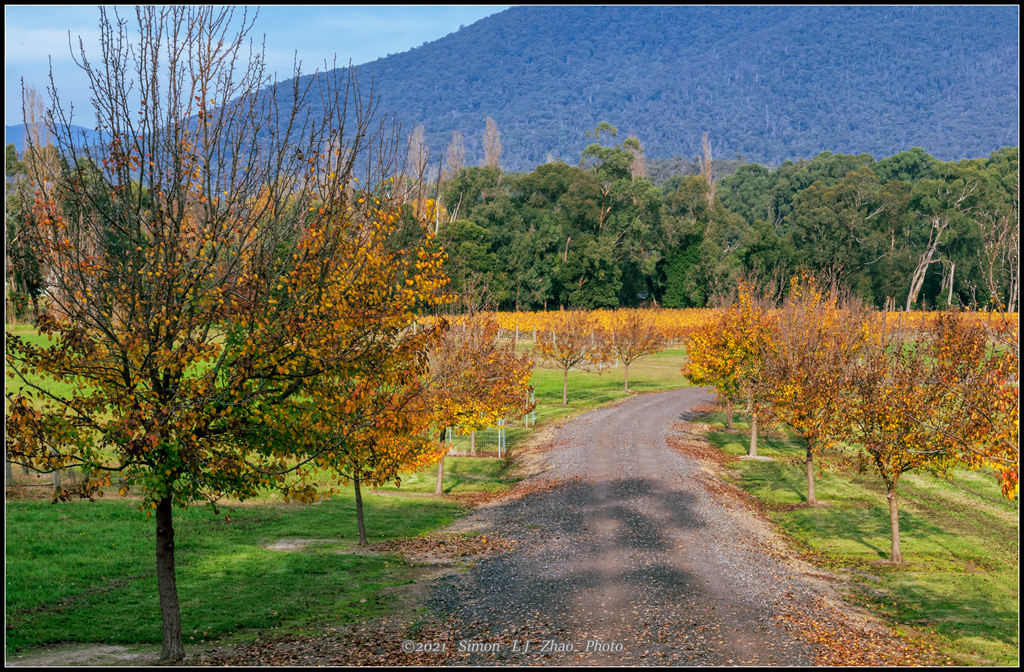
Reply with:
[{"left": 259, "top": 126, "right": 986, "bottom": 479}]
[
  {"left": 483, "top": 116, "right": 502, "bottom": 169},
  {"left": 270, "top": 198, "right": 452, "bottom": 545},
  {"left": 4, "top": 6, "right": 406, "bottom": 662},
  {"left": 605, "top": 309, "right": 667, "bottom": 392},
  {"left": 685, "top": 284, "right": 777, "bottom": 455},
  {"left": 536, "top": 310, "right": 610, "bottom": 406},
  {"left": 766, "top": 275, "right": 870, "bottom": 505},
  {"left": 839, "top": 314, "right": 951, "bottom": 562},
  {"left": 428, "top": 315, "right": 534, "bottom": 493},
  {"left": 839, "top": 311, "right": 1017, "bottom": 562},
  {"left": 928, "top": 312, "right": 1019, "bottom": 499},
  {"left": 444, "top": 130, "right": 466, "bottom": 181}
]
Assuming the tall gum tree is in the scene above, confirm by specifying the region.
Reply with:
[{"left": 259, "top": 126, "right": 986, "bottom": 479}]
[{"left": 4, "top": 6, "right": 404, "bottom": 663}]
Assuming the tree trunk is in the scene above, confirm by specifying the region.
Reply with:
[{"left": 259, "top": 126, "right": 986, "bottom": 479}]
[
  {"left": 353, "top": 475, "right": 368, "bottom": 546},
  {"left": 748, "top": 411, "right": 758, "bottom": 458},
  {"left": 805, "top": 443, "right": 817, "bottom": 505},
  {"left": 435, "top": 428, "right": 446, "bottom": 495},
  {"left": 5, "top": 260, "right": 17, "bottom": 327},
  {"left": 562, "top": 368, "right": 569, "bottom": 406},
  {"left": 155, "top": 496, "right": 185, "bottom": 663},
  {"left": 51, "top": 447, "right": 61, "bottom": 494},
  {"left": 6, "top": 452, "right": 15, "bottom": 489},
  {"left": 906, "top": 215, "right": 946, "bottom": 311},
  {"left": 947, "top": 260, "right": 955, "bottom": 306},
  {"left": 470, "top": 430, "right": 476, "bottom": 455},
  {"left": 624, "top": 362, "right": 630, "bottom": 392},
  {"left": 726, "top": 399, "right": 733, "bottom": 430},
  {"left": 887, "top": 485, "right": 902, "bottom": 563}
]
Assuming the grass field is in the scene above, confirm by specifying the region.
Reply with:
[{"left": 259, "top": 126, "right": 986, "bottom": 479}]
[
  {"left": 702, "top": 411, "right": 1020, "bottom": 667},
  {"left": 5, "top": 492, "right": 465, "bottom": 654}
]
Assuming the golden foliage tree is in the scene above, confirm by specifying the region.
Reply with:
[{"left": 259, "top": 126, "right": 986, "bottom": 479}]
[
  {"left": 605, "top": 308, "right": 667, "bottom": 392},
  {"left": 765, "top": 276, "right": 870, "bottom": 505},
  {"left": 927, "top": 312, "right": 1019, "bottom": 499},
  {"left": 684, "top": 283, "right": 776, "bottom": 455},
  {"left": 536, "top": 310, "right": 610, "bottom": 406},
  {"left": 428, "top": 315, "right": 534, "bottom": 493},
  {"left": 839, "top": 310, "right": 1018, "bottom": 562},
  {"left": 3, "top": 6, "right": 410, "bottom": 662},
  {"left": 279, "top": 205, "right": 452, "bottom": 545}
]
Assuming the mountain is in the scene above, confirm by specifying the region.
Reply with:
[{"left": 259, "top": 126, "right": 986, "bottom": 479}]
[
  {"left": 315, "top": 5, "right": 1017, "bottom": 171},
  {"left": 9, "top": 7, "right": 1017, "bottom": 172},
  {"left": 5, "top": 124, "right": 98, "bottom": 152}
]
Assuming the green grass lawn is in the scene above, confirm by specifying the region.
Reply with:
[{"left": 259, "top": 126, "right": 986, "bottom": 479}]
[
  {"left": 378, "top": 456, "right": 517, "bottom": 494},
  {"left": 5, "top": 491, "right": 466, "bottom": 655},
  {"left": 703, "top": 411, "right": 1019, "bottom": 667}
]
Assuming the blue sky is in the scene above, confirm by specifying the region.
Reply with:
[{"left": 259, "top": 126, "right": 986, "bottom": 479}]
[{"left": 4, "top": 5, "right": 508, "bottom": 126}]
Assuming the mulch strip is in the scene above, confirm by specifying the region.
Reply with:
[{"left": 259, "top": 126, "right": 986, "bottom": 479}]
[{"left": 370, "top": 533, "right": 515, "bottom": 562}]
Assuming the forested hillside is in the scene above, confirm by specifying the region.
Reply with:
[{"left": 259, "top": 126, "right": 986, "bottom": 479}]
[
  {"left": 333, "top": 5, "right": 1016, "bottom": 169},
  {"left": 8, "top": 7, "right": 1017, "bottom": 168}
]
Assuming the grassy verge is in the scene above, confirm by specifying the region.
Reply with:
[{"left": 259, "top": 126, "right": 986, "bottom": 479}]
[
  {"left": 379, "top": 456, "right": 517, "bottom": 494},
  {"left": 701, "top": 411, "right": 1019, "bottom": 666}
]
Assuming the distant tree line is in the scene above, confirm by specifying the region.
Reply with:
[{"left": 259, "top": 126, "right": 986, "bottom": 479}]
[{"left": 411, "top": 125, "right": 1017, "bottom": 313}]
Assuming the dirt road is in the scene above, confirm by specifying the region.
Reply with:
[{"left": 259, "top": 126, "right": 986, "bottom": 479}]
[{"left": 424, "top": 387, "right": 829, "bottom": 664}]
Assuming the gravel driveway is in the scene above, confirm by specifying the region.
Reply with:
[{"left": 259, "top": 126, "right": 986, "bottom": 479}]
[{"left": 426, "top": 387, "right": 829, "bottom": 665}]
